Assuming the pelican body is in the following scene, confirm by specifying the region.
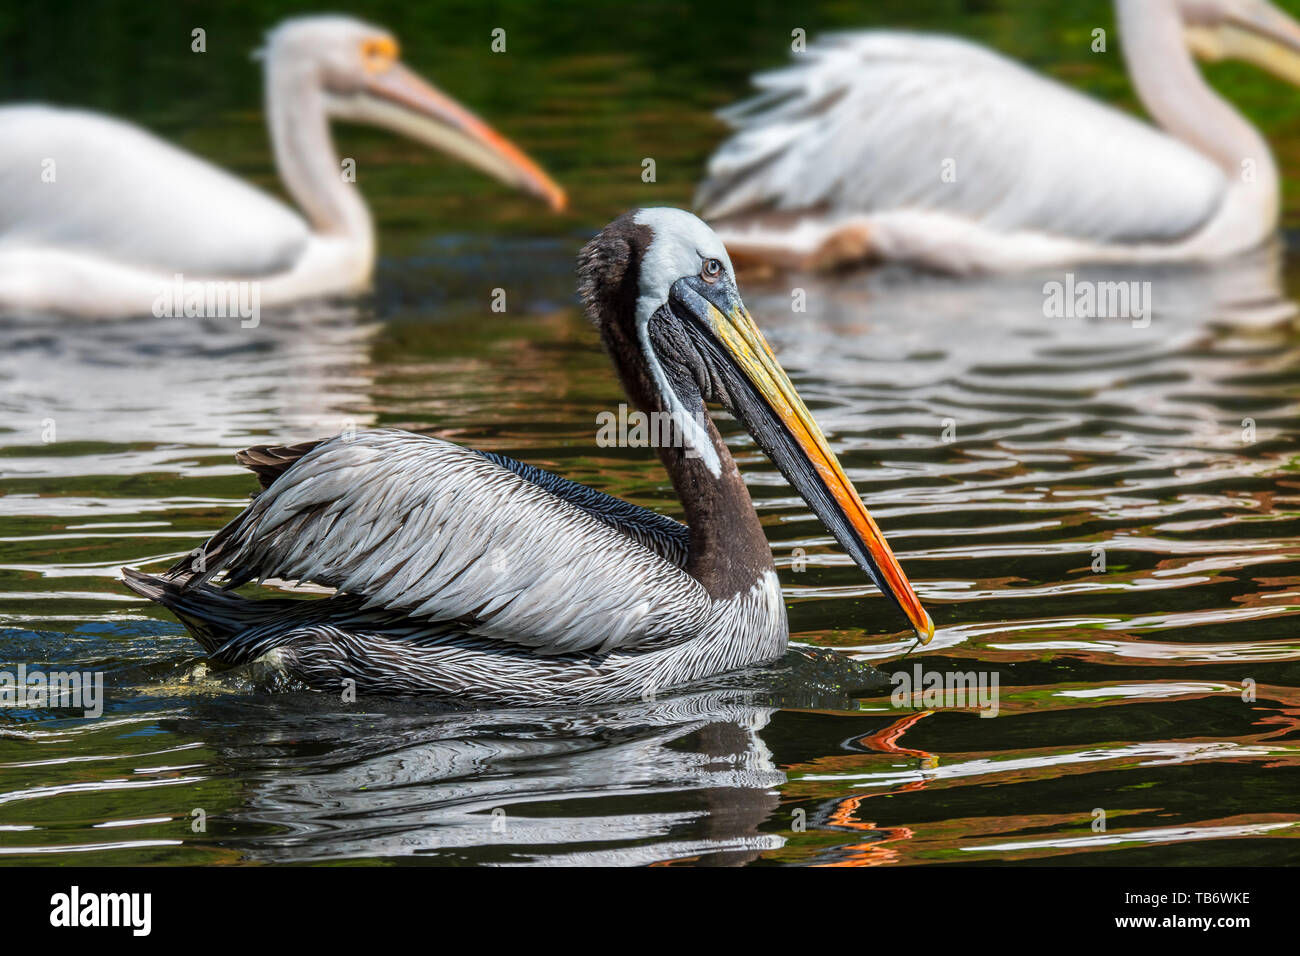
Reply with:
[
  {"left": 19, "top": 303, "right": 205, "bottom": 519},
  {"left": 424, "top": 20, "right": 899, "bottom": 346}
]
[
  {"left": 0, "top": 16, "right": 564, "bottom": 317},
  {"left": 697, "top": 0, "right": 1300, "bottom": 273},
  {"left": 124, "top": 209, "right": 932, "bottom": 706}
]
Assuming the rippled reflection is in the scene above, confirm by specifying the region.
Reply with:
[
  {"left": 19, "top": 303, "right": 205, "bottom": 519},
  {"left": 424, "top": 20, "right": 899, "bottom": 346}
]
[{"left": 2, "top": 240, "right": 1299, "bottom": 865}]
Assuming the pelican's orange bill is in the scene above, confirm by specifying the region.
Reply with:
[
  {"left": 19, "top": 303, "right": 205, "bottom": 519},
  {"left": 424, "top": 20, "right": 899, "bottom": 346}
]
[
  {"left": 355, "top": 60, "right": 567, "bottom": 211},
  {"left": 703, "top": 300, "right": 933, "bottom": 643}
]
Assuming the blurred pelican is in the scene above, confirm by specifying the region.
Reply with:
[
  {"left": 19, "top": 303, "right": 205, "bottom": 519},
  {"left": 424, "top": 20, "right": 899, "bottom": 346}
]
[
  {"left": 0, "top": 15, "right": 566, "bottom": 317},
  {"left": 696, "top": 0, "right": 1300, "bottom": 274}
]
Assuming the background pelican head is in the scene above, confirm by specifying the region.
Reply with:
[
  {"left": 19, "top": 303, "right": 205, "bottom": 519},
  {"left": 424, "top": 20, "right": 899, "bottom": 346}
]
[
  {"left": 1171, "top": 0, "right": 1300, "bottom": 82},
  {"left": 579, "top": 208, "right": 933, "bottom": 642},
  {"left": 1113, "top": 0, "right": 1300, "bottom": 202},
  {"left": 261, "top": 16, "right": 566, "bottom": 233}
]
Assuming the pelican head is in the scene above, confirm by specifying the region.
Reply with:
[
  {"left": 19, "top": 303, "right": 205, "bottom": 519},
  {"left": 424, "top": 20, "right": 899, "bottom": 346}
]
[
  {"left": 262, "top": 16, "right": 566, "bottom": 211},
  {"left": 1176, "top": 0, "right": 1300, "bottom": 84},
  {"left": 579, "top": 208, "right": 933, "bottom": 643}
]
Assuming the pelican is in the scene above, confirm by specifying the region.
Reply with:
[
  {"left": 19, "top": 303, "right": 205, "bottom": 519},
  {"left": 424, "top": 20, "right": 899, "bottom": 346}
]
[
  {"left": 123, "top": 208, "right": 933, "bottom": 706},
  {"left": 0, "top": 15, "right": 565, "bottom": 317},
  {"left": 696, "top": 0, "right": 1300, "bottom": 274}
]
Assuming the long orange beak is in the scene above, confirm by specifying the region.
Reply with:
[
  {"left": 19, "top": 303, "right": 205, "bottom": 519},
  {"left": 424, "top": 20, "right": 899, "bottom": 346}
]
[
  {"left": 673, "top": 279, "right": 933, "bottom": 643},
  {"left": 333, "top": 60, "right": 566, "bottom": 211}
]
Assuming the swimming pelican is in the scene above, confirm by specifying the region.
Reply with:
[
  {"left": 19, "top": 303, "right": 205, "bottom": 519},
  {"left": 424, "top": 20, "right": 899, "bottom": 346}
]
[
  {"left": 696, "top": 0, "right": 1300, "bottom": 273},
  {"left": 0, "top": 15, "right": 565, "bottom": 317},
  {"left": 123, "top": 208, "right": 933, "bottom": 706}
]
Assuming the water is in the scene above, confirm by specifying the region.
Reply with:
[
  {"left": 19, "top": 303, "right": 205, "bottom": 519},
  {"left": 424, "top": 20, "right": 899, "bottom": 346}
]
[{"left": 3, "top": 0, "right": 1300, "bottom": 866}]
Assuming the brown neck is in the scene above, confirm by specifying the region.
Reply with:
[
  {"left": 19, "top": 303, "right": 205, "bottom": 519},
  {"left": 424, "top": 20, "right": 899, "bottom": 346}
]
[
  {"left": 661, "top": 419, "right": 776, "bottom": 600},
  {"left": 604, "top": 327, "right": 775, "bottom": 601}
]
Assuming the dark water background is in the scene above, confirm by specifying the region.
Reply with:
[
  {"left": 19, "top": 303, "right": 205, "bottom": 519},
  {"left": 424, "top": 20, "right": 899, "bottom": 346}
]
[{"left": 1, "top": 0, "right": 1299, "bottom": 865}]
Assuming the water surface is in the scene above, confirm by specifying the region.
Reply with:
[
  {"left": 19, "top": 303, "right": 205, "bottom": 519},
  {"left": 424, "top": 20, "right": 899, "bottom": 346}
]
[{"left": 2, "top": 0, "right": 1300, "bottom": 866}]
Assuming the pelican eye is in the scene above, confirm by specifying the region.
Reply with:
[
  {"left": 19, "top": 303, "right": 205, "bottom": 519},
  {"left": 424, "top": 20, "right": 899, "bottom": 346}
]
[
  {"left": 361, "top": 37, "right": 399, "bottom": 73},
  {"left": 701, "top": 258, "right": 723, "bottom": 283}
]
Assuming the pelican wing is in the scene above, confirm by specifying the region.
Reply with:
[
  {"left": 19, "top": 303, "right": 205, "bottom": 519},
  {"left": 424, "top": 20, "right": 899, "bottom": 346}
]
[
  {"left": 696, "top": 32, "right": 1227, "bottom": 244},
  {"left": 0, "top": 106, "right": 309, "bottom": 276},
  {"left": 476, "top": 451, "right": 690, "bottom": 568},
  {"left": 179, "top": 430, "right": 711, "bottom": 655},
  {"left": 233, "top": 439, "right": 690, "bottom": 568}
]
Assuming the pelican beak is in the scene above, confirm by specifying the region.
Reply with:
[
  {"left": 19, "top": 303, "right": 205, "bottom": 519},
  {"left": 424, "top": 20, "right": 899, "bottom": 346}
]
[
  {"left": 329, "top": 61, "right": 567, "bottom": 211},
  {"left": 1185, "top": 0, "right": 1300, "bottom": 85},
  {"left": 670, "top": 277, "right": 934, "bottom": 644}
]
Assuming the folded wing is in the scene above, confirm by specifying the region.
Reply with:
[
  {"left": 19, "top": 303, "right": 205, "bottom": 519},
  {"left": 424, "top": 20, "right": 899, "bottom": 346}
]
[
  {"left": 696, "top": 32, "right": 1226, "bottom": 245},
  {"left": 175, "top": 430, "right": 709, "bottom": 655}
]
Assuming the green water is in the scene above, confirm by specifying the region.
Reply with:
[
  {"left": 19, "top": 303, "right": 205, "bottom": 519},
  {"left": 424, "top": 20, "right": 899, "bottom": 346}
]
[{"left": 1, "top": 0, "right": 1299, "bottom": 865}]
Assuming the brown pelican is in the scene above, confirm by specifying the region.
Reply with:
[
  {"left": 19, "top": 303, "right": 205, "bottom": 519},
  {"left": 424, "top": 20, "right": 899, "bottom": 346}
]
[
  {"left": 0, "top": 15, "right": 565, "bottom": 317},
  {"left": 123, "top": 208, "right": 932, "bottom": 706},
  {"left": 696, "top": 0, "right": 1300, "bottom": 273}
]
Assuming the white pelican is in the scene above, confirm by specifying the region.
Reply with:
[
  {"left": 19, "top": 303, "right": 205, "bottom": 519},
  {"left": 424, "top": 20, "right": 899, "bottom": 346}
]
[
  {"left": 0, "top": 15, "right": 565, "bottom": 317},
  {"left": 123, "top": 208, "right": 933, "bottom": 706},
  {"left": 696, "top": 0, "right": 1300, "bottom": 273}
]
